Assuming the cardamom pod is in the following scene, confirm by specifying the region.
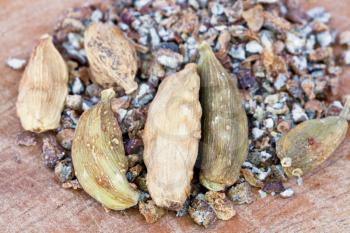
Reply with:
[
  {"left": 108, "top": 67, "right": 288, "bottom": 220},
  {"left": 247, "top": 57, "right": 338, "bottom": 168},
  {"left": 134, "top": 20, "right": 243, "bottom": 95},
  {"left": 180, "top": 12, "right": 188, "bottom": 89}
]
[
  {"left": 72, "top": 88, "right": 139, "bottom": 210},
  {"left": 84, "top": 22, "right": 138, "bottom": 94},
  {"left": 143, "top": 64, "right": 202, "bottom": 210},
  {"left": 198, "top": 42, "right": 249, "bottom": 191},
  {"left": 16, "top": 34, "right": 68, "bottom": 133},
  {"left": 277, "top": 97, "right": 350, "bottom": 178}
]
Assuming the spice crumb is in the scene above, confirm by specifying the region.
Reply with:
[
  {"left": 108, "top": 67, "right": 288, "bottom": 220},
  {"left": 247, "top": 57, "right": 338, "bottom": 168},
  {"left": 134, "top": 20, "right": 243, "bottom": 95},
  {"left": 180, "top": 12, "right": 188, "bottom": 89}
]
[
  {"left": 6, "top": 57, "right": 26, "bottom": 70},
  {"left": 258, "top": 190, "right": 267, "bottom": 199},
  {"left": 16, "top": 131, "right": 38, "bottom": 146},
  {"left": 139, "top": 200, "right": 166, "bottom": 223},
  {"left": 280, "top": 188, "right": 294, "bottom": 198},
  {"left": 297, "top": 177, "right": 304, "bottom": 186}
]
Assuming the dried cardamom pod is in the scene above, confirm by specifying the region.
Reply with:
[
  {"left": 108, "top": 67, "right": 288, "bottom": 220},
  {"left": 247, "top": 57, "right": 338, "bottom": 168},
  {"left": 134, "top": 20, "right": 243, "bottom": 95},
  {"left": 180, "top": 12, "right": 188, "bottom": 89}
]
[
  {"left": 277, "top": 97, "right": 350, "bottom": 178},
  {"left": 198, "top": 42, "right": 249, "bottom": 191},
  {"left": 84, "top": 22, "right": 138, "bottom": 94},
  {"left": 143, "top": 64, "right": 202, "bottom": 210},
  {"left": 72, "top": 88, "right": 139, "bottom": 210},
  {"left": 16, "top": 34, "right": 68, "bottom": 133}
]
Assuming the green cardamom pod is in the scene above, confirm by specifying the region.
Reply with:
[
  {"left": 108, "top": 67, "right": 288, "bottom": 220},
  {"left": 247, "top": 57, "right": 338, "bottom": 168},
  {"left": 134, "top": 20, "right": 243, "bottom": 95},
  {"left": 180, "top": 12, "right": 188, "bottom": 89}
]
[
  {"left": 198, "top": 42, "right": 249, "bottom": 191},
  {"left": 277, "top": 97, "right": 350, "bottom": 178},
  {"left": 72, "top": 88, "right": 139, "bottom": 210}
]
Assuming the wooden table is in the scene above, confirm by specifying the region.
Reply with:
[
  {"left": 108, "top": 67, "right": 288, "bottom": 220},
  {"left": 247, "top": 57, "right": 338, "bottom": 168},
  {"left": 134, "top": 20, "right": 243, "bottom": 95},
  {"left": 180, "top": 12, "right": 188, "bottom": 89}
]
[{"left": 1, "top": 0, "right": 350, "bottom": 232}]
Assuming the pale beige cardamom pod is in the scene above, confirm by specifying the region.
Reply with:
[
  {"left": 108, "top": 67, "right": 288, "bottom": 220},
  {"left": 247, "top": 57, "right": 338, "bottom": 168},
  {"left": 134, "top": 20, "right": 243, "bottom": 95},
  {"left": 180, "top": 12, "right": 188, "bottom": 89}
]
[
  {"left": 72, "top": 88, "right": 139, "bottom": 210},
  {"left": 16, "top": 34, "right": 68, "bottom": 133},
  {"left": 84, "top": 22, "right": 138, "bottom": 94},
  {"left": 198, "top": 42, "right": 249, "bottom": 191},
  {"left": 143, "top": 63, "right": 202, "bottom": 210}
]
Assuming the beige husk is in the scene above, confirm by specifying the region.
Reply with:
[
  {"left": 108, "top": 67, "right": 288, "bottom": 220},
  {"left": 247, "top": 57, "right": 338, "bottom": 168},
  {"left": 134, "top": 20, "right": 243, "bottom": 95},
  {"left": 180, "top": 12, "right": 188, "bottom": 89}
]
[
  {"left": 84, "top": 22, "right": 138, "bottom": 94},
  {"left": 143, "top": 64, "right": 202, "bottom": 210},
  {"left": 16, "top": 34, "right": 68, "bottom": 133}
]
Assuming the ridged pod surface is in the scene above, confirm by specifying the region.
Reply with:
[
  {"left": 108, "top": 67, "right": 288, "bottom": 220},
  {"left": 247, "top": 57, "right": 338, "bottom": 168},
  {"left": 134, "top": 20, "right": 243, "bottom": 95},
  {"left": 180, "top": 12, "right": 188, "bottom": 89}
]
[
  {"left": 16, "top": 34, "right": 68, "bottom": 133},
  {"left": 277, "top": 116, "right": 348, "bottom": 178},
  {"left": 143, "top": 64, "right": 202, "bottom": 210},
  {"left": 198, "top": 42, "right": 249, "bottom": 191},
  {"left": 72, "top": 89, "right": 139, "bottom": 210},
  {"left": 84, "top": 22, "right": 138, "bottom": 94}
]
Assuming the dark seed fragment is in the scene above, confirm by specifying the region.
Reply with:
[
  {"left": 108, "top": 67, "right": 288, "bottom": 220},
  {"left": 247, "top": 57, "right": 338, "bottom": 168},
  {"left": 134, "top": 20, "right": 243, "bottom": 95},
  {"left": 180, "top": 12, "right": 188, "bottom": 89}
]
[
  {"left": 16, "top": 131, "right": 38, "bottom": 147},
  {"left": 189, "top": 194, "right": 217, "bottom": 228},
  {"left": 42, "top": 133, "right": 66, "bottom": 169},
  {"left": 228, "top": 182, "right": 254, "bottom": 204},
  {"left": 262, "top": 181, "right": 285, "bottom": 194},
  {"left": 55, "top": 159, "right": 74, "bottom": 183}
]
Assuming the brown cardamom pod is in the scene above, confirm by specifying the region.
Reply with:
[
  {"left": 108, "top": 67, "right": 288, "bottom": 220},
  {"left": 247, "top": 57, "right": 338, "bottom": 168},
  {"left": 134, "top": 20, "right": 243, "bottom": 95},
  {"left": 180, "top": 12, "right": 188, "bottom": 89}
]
[
  {"left": 143, "top": 64, "right": 202, "bottom": 210},
  {"left": 72, "top": 88, "right": 139, "bottom": 210},
  {"left": 277, "top": 97, "right": 350, "bottom": 178},
  {"left": 84, "top": 22, "right": 138, "bottom": 94},
  {"left": 198, "top": 42, "right": 249, "bottom": 191},
  {"left": 16, "top": 34, "right": 68, "bottom": 133}
]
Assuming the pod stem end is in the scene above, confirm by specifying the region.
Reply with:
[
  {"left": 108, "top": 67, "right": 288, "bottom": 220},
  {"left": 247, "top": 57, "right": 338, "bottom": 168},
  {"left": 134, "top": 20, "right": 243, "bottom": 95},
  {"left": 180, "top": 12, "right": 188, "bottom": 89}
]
[
  {"left": 101, "top": 88, "right": 116, "bottom": 102},
  {"left": 198, "top": 41, "right": 213, "bottom": 56},
  {"left": 199, "top": 174, "right": 227, "bottom": 191}
]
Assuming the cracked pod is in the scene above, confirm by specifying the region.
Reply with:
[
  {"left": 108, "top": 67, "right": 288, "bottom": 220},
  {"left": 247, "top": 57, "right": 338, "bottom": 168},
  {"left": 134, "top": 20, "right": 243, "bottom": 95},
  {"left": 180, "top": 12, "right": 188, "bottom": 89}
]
[
  {"left": 72, "top": 89, "right": 139, "bottom": 210},
  {"left": 143, "top": 64, "right": 202, "bottom": 210},
  {"left": 84, "top": 22, "right": 138, "bottom": 94},
  {"left": 198, "top": 42, "right": 249, "bottom": 191}
]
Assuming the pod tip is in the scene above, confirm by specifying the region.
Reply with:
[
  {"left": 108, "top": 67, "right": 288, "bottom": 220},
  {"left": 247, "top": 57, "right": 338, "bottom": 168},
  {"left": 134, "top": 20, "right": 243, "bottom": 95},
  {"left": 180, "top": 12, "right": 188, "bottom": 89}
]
[
  {"left": 198, "top": 41, "right": 211, "bottom": 53},
  {"left": 40, "top": 34, "right": 51, "bottom": 40}
]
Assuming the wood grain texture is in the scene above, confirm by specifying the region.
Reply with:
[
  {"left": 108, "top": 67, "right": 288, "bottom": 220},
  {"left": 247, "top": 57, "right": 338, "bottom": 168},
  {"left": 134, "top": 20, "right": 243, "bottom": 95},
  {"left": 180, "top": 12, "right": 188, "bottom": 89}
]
[{"left": 0, "top": 0, "right": 350, "bottom": 232}]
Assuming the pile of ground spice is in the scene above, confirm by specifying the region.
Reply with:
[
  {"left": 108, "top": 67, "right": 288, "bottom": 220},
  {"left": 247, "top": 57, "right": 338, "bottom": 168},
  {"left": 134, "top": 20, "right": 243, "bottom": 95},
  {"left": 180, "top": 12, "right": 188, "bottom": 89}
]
[{"left": 13, "top": 0, "right": 350, "bottom": 227}]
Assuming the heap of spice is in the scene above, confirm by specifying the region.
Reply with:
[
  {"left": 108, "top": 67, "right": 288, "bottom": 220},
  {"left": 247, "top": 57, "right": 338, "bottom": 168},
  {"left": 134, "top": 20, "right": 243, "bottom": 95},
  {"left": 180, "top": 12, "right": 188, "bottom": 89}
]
[{"left": 13, "top": 0, "right": 350, "bottom": 228}]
